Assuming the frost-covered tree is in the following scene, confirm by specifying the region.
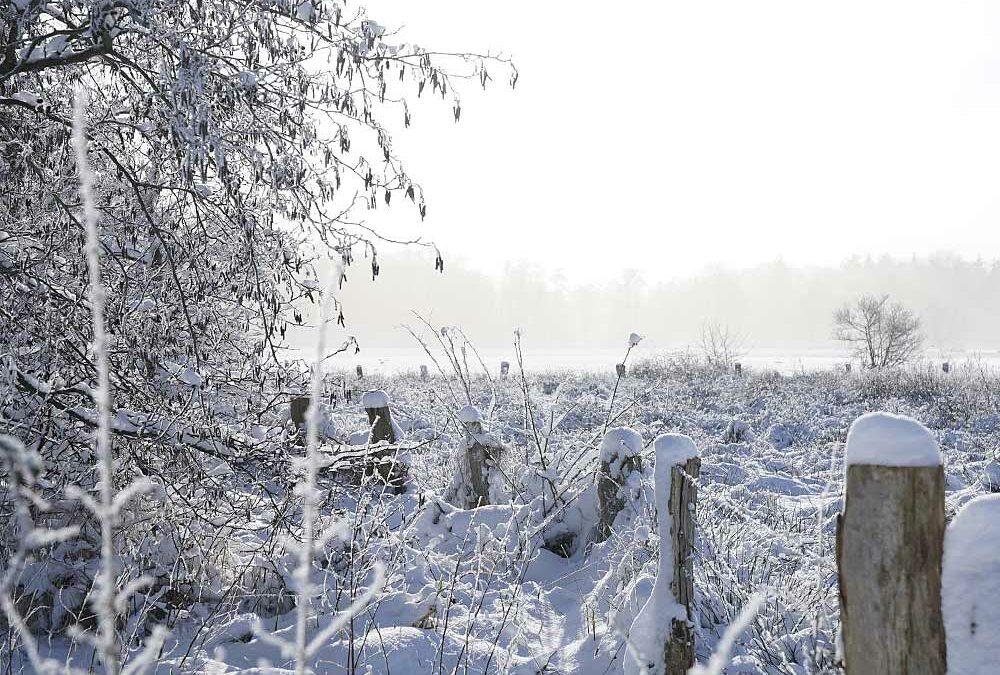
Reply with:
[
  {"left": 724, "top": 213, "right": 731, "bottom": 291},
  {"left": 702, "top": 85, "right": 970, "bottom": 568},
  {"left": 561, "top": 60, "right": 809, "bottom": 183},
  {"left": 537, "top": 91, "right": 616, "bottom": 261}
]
[
  {"left": 1, "top": 0, "right": 512, "bottom": 454},
  {"left": 0, "top": 0, "right": 512, "bottom": 655},
  {"left": 833, "top": 294, "right": 923, "bottom": 369}
]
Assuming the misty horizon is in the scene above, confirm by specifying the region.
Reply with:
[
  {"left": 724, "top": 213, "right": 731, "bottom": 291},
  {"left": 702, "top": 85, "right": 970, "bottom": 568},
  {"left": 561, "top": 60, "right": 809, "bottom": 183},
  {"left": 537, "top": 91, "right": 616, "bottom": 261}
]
[{"left": 290, "top": 250, "right": 1000, "bottom": 354}]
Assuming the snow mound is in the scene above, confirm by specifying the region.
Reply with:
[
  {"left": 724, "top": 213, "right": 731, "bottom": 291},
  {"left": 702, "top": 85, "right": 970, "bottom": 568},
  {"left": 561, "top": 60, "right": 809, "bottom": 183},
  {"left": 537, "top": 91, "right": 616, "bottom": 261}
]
[
  {"left": 943, "top": 494, "right": 1000, "bottom": 674},
  {"left": 361, "top": 389, "right": 390, "bottom": 409},
  {"left": 983, "top": 461, "right": 1000, "bottom": 492},
  {"left": 599, "top": 427, "right": 643, "bottom": 477},
  {"left": 722, "top": 419, "right": 754, "bottom": 444},
  {"left": 164, "top": 361, "right": 202, "bottom": 387},
  {"left": 845, "top": 412, "right": 941, "bottom": 467},
  {"left": 458, "top": 405, "right": 482, "bottom": 424}
]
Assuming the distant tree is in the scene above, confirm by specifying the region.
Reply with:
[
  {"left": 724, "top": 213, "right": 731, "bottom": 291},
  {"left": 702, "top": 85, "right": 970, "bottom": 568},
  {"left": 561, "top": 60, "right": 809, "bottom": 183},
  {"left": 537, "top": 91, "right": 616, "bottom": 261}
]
[
  {"left": 699, "top": 321, "right": 746, "bottom": 370},
  {"left": 833, "top": 294, "right": 923, "bottom": 369}
]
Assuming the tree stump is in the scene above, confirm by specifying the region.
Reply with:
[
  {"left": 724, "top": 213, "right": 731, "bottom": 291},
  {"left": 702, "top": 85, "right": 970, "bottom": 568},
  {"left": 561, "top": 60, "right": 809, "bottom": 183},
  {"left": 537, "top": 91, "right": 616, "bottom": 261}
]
[
  {"left": 290, "top": 396, "right": 310, "bottom": 427},
  {"left": 362, "top": 390, "right": 396, "bottom": 445},
  {"left": 837, "top": 412, "right": 946, "bottom": 675},
  {"left": 456, "top": 405, "right": 500, "bottom": 507},
  {"left": 361, "top": 390, "right": 406, "bottom": 491},
  {"left": 596, "top": 427, "right": 643, "bottom": 542}
]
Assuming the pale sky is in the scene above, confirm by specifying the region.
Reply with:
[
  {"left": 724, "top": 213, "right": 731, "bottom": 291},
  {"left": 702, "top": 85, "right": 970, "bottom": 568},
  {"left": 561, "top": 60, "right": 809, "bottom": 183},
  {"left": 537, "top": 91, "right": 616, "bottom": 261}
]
[{"left": 358, "top": 0, "right": 1000, "bottom": 283}]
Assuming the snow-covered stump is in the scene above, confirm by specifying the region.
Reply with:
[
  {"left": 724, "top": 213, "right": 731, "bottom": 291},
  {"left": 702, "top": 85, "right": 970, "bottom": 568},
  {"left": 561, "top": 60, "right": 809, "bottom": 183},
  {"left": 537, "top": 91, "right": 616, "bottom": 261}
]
[
  {"left": 625, "top": 434, "right": 700, "bottom": 675},
  {"left": 451, "top": 405, "right": 503, "bottom": 507},
  {"left": 290, "top": 396, "right": 310, "bottom": 427},
  {"left": 595, "top": 427, "right": 643, "bottom": 542},
  {"left": 943, "top": 494, "right": 1000, "bottom": 674},
  {"left": 361, "top": 390, "right": 407, "bottom": 491},
  {"left": 363, "top": 390, "right": 396, "bottom": 446},
  {"left": 836, "top": 412, "right": 946, "bottom": 675}
]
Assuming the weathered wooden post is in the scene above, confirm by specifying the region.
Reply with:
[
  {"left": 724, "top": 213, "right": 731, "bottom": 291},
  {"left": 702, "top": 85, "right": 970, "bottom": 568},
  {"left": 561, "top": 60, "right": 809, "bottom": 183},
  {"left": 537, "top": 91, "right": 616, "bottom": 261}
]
[
  {"left": 734, "top": 362, "right": 742, "bottom": 376},
  {"left": 420, "top": 364, "right": 429, "bottom": 382},
  {"left": 616, "top": 363, "right": 626, "bottom": 378},
  {"left": 942, "top": 494, "right": 1000, "bottom": 673},
  {"left": 355, "top": 364, "right": 364, "bottom": 380},
  {"left": 625, "top": 434, "right": 700, "bottom": 675},
  {"left": 290, "top": 396, "right": 310, "bottom": 427},
  {"left": 837, "top": 412, "right": 946, "bottom": 675},
  {"left": 454, "top": 405, "right": 502, "bottom": 507},
  {"left": 596, "top": 427, "right": 643, "bottom": 542},
  {"left": 500, "top": 361, "right": 510, "bottom": 377},
  {"left": 362, "top": 389, "right": 396, "bottom": 445},
  {"left": 361, "top": 390, "right": 406, "bottom": 491}
]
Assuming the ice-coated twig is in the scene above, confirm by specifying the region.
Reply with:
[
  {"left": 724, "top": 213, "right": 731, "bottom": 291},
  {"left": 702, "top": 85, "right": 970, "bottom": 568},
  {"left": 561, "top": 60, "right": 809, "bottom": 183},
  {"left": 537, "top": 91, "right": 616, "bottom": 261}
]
[
  {"left": 0, "top": 435, "right": 81, "bottom": 675},
  {"left": 73, "top": 83, "right": 121, "bottom": 675},
  {"left": 72, "top": 85, "right": 163, "bottom": 675},
  {"left": 254, "top": 258, "right": 387, "bottom": 674}
]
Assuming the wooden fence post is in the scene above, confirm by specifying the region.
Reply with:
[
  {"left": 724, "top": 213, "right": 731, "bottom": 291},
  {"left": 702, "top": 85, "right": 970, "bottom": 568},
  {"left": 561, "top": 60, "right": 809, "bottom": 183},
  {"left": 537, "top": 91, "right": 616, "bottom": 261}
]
[
  {"left": 837, "top": 412, "right": 946, "bottom": 675},
  {"left": 595, "top": 427, "right": 642, "bottom": 542},
  {"left": 455, "top": 405, "right": 501, "bottom": 507},
  {"left": 942, "top": 494, "right": 1000, "bottom": 673},
  {"left": 361, "top": 389, "right": 406, "bottom": 491},
  {"left": 290, "top": 396, "right": 310, "bottom": 427},
  {"left": 361, "top": 389, "right": 396, "bottom": 445},
  {"left": 625, "top": 434, "right": 700, "bottom": 675}
]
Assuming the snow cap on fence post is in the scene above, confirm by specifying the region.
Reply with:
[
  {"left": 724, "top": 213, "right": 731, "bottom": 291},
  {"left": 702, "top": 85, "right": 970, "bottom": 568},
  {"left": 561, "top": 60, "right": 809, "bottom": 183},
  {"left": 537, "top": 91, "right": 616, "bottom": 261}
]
[
  {"left": 625, "top": 434, "right": 700, "bottom": 675},
  {"left": 844, "top": 411, "right": 942, "bottom": 468},
  {"left": 943, "top": 494, "right": 1000, "bottom": 674},
  {"left": 838, "top": 411, "right": 946, "bottom": 675}
]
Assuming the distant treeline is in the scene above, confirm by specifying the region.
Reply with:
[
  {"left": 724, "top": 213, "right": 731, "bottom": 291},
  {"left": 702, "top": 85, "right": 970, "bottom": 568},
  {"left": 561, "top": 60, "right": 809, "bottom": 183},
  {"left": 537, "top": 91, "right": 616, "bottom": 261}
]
[{"left": 298, "top": 252, "right": 1000, "bottom": 351}]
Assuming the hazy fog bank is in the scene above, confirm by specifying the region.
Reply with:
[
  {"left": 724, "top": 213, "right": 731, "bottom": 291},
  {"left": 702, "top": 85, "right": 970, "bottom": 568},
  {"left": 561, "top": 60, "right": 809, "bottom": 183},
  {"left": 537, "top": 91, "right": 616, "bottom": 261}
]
[{"left": 291, "top": 252, "right": 1000, "bottom": 353}]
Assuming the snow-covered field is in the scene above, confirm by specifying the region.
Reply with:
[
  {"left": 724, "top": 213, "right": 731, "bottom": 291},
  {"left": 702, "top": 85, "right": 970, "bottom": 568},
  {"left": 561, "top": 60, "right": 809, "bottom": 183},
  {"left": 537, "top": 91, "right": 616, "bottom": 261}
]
[
  {"left": 321, "top": 345, "right": 1000, "bottom": 377},
  {"left": 13, "top": 354, "right": 1000, "bottom": 674}
]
